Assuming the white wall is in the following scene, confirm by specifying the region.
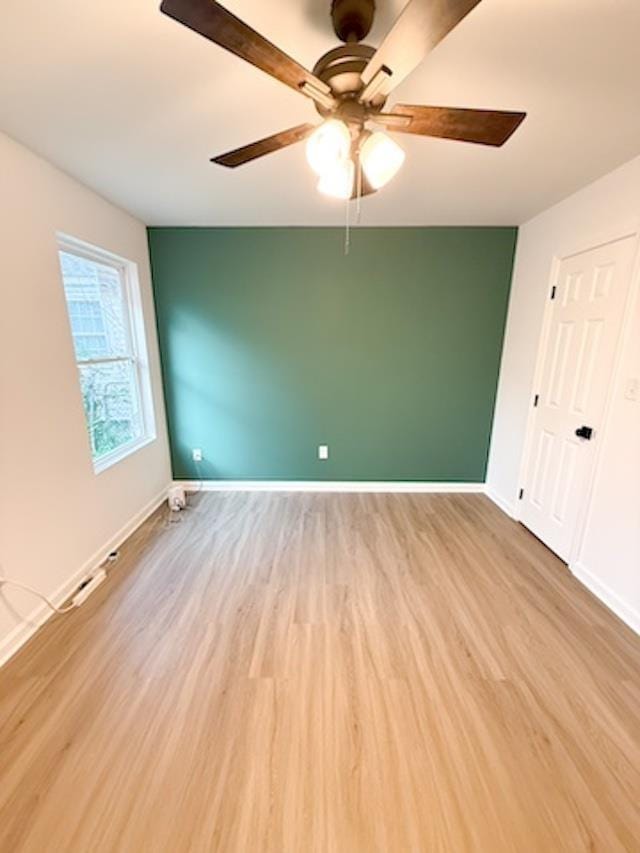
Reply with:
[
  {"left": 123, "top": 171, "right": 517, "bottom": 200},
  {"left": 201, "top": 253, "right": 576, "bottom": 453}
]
[
  {"left": 488, "top": 153, "right": 640, "bottom": 632},
  {"left": 0, "top": 132, "right": 171, "bottom": 664}
]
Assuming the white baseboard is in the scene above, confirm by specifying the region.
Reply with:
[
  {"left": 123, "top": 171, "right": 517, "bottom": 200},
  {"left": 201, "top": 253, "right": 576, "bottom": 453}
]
[
  {"left": 484, "top": 487, "right": 517, "bottom": 518},
  {"left": 0, "top": 486, "right": 169, "bottom": 669},
  {"left": 176, "top": 480, "right": 485, "bottom": 494},
  {"left": 571, "top": 561, "right": 640, "bottom": 636},
  {"left": 486, "top": 490, "right": 639, "bottom": 636}
]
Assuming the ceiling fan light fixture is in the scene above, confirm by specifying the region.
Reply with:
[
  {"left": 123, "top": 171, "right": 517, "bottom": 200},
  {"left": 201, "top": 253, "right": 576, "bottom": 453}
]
[
  {"left": 306, "top": 119, "right": 352, "bottom": 177},
  {"left": 317, "top": 158, "right": 355, "bottom": 200},
  {"left": 360, "top": 131, "right": 405, "bottom": 190}
]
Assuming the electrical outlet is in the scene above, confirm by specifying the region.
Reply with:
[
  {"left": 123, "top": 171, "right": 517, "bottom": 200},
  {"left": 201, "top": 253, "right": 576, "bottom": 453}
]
[
  {"left": 318, "top": 445, "right": 329, "bottom": 460},
  {"left": 624, "top": 377, "right": 639, "bottom": 402},
  {"left": 192, "top": 448, "right": 203, "bottom": 462}
]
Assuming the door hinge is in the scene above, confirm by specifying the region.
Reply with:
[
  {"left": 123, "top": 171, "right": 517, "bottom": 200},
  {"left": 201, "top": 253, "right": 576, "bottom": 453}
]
[
  {"left": 550, "top": 285, "right": 557, "bottom": 300},
  {"left": 533, "top": 393, "right": 539, "bottom": 407},
  {"left": 519, "top": 488, "right": 524, "bottom": 500}
]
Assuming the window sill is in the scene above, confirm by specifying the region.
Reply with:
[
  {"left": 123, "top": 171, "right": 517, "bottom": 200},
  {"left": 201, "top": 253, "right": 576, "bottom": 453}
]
[{"left": 93, "top": 434, "right": 156, "bottom": 475}]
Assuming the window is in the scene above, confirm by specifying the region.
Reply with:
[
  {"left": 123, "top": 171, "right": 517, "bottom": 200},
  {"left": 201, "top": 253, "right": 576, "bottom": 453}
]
[{"left": 58, "top": 236, "right": 156, "bottom": 473}]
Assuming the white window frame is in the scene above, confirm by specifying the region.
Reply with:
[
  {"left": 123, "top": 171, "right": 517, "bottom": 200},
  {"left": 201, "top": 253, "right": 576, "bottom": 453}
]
[{"left": 57, "top": 233, "right": 157, "bottom": 474}]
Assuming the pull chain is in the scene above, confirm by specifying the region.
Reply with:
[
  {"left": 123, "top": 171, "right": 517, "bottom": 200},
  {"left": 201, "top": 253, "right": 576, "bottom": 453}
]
[{"left": 345, "top": 157, "right": 364, "bottom": 255}]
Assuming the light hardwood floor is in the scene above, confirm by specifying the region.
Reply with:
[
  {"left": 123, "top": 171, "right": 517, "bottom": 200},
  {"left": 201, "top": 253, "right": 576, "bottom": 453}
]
[{"left": 0, "top": 493, "right": 639, "bottom": 852}]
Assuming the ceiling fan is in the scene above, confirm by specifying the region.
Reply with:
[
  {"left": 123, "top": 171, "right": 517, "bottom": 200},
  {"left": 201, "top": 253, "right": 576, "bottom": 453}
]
[{"left": 160, "top": 0, "right": 526, "bottom": 200}]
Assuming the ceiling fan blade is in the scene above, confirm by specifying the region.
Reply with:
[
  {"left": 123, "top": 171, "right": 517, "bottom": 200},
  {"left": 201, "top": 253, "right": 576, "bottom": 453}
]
[
  {"left": 380, "top": 105, "right": 526, "bottom": 146},
  {"left": 160, "top": 0, "right": 333, "bottom": 103},
  {"left": 360, "top": 0, "right": 482, "bottom": 101},
  {"left": 212, "top": 123, "right": 317, "bottom": 168}
]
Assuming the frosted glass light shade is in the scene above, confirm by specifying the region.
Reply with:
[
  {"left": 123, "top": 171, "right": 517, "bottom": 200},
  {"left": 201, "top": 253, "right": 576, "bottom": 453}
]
[
  {"left": 360, "top": 132, "right": 405, "bottom": 189},
  {"left": 306, "top": 119, "right": 351, "bottom": 176},
  {"left": 317, "top": 158, "right": 355, "bottom": 200}
]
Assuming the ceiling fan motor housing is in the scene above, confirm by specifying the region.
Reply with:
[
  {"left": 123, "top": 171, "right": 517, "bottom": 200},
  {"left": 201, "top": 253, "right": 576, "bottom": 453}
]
[
  {"left": 331, "top": 0, "right": 375, "bottom": 42},
  {"left": 312, "top": 44, "right": 386, "bottom": 118}
]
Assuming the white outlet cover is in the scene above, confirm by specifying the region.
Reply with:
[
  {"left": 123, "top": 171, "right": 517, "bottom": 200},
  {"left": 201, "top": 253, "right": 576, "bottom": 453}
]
[
  {"left": 192, "top": 448, "right": 203, "bottom": 462},
  {"left": 318, "top": 445, "right": 329, "bottom": 460},
  {"left": 624, "top": 377, "right": 639, "bottom": 402}
]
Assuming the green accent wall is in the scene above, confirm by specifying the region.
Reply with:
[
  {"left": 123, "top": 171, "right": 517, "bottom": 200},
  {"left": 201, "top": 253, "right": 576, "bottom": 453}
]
[{"left": 148, "top": 227, "right": 517, "bottom": 482}]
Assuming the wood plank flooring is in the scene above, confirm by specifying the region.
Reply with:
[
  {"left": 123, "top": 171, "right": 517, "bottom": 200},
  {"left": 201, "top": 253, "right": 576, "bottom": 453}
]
[{"left": 0, "top": 492, "right": 639, "bottom": 851}]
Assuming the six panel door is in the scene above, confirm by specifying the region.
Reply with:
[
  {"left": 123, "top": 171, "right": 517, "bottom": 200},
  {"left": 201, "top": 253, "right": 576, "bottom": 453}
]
[{"left": 520, "top": 236, "right": 636, "bottom": 561}]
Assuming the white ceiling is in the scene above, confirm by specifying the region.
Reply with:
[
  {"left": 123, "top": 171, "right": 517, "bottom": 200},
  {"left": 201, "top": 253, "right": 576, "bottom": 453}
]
[{"left": 1, "top": 0, "right": 639, "bottom": 226}]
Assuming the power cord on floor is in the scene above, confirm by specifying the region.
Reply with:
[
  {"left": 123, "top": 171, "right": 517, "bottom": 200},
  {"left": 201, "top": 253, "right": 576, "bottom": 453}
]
[
  {"left": 0, "top": 553, "right": 119, "bottom": 616},
  {"left": 0, "top": 575, "right": 76, "bottom": 614},
  {"left": 165, "top": 504, "right": 183, "bottom": 527},
  {"left": 164, "top": 460, "right": 205, "bottom": 528},
  {"left": 190, "top": 459, "right": 205, "bottom": 509}
]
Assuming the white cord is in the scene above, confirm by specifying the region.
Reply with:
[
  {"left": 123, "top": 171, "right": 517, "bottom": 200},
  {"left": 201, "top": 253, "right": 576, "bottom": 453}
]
[
  {"left": 0, "top": 577, "right": 75, "bottom": 614},
  {"left": 0, "top": 552, "right": 118, "bottom": 613},
  {"left": 192, "top": 459, "right": 204, "bottom": 496},
  {"left": 164, "top": 460, "right": 205, "bottom": 527},
  {"left": 189, "top": 459, "right": 205, "bottom": 513},
  {"left": 165, "top": 505, "right": 183, "bottom": 527}
]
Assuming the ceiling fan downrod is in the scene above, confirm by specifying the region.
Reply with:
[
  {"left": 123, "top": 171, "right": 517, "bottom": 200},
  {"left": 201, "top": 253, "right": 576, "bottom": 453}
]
[{"left": 331, "top": 0, "right": 376, "bottom": 43}]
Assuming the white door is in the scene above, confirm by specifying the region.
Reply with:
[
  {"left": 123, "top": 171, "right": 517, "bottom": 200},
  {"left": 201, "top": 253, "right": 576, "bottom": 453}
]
[{"left": 521, "top": 236, "right": 636, "bottom": 561}]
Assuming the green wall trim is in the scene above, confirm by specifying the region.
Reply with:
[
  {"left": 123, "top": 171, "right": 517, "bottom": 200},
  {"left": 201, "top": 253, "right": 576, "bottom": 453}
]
[{"left": 148, "top": 227, "right": 517, "bottom": 482}]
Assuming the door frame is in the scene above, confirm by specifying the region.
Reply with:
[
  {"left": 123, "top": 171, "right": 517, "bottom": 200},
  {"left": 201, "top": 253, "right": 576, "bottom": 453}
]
[{"left": 514, "top": 219, "right": 640, "bottom": 566}]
